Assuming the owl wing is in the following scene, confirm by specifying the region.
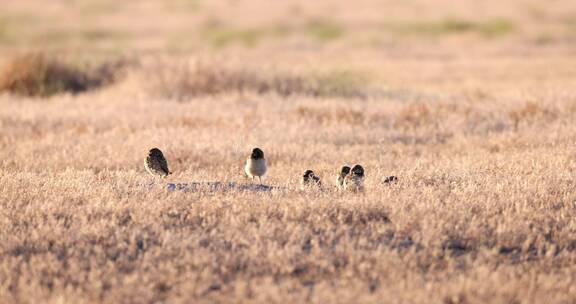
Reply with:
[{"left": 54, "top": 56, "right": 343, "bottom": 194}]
[
  {"left": 336, "top": 175, "right": 344, "bottom": 186},
  {"left": 158, "top": 156, "right": 170, "bottom": 175},
  {"left": 313, "top": 175, "right": 321, "bottom": 185}
]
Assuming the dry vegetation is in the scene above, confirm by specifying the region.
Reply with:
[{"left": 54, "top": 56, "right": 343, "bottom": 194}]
[
  {"left": 0, "top": 53, "right": 127, "bottom": 97},
  {"left": 132, "top": 60, "right": 371, "bottom": 100},
  {"left": 2, "top": 0, "right": 576, "bottom": 303}
]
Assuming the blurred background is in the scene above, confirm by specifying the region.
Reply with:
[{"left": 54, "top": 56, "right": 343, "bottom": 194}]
[
  {"left": 1, "top": 0, "right": 575, "bottom": 100},
  {"left": 1, "top": 0, "right": 576, "bottom": 56}
]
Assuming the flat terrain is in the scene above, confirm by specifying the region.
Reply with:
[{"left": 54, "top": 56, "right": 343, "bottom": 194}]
[{"left": 1, "top": 0, "right": 576, "bottom": 303}]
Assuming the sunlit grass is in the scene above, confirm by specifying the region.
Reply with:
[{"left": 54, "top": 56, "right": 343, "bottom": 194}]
[
  {"left": 2, "top": 60, "right": 576, "bottom": 301},
  {"left": 137, "top": 60, "right": 371, "bottom": 100}
]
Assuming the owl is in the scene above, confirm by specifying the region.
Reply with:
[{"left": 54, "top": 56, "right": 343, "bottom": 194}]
[{"left": 145, "top": 148, "right": 171, "bottom": 177}]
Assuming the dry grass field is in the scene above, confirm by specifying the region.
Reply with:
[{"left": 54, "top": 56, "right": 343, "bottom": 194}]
[{"left": 2, "top": 0, "right": 576, "bottom": 303}]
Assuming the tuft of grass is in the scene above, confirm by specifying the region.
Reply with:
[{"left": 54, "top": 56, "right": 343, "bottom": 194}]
[
  {"left": 200, "top": 19, "right": 345, "bottom": 47},
  {"left": 144, "top": 62, "right": 370, "bottom": 100},
  {"left": 0, "top": 53, "right": 92, "bottom": 97},
  {"left": 0, "top": 18, "right": 7, "bottom": 41},
  {"left": 202, "top": 27, "right": 263, "bottom": 48},
  {"left": 563, "top": 17, "right": 576, "bottom": 31},
  {"left": 167, "top": 0, "right": 201, "bottom": 11},
  {"left": 386, "top": 18, "right": 515, "bottom": 38},
  {"left": 0, "top": 53, "right": 127, "bottom": 97},
  {"left": 80, "top": 29, "right": 127, "bottom": 41},
  {"left": 78, "top": 2, "right": 118, "bottom": 16},
  {"left": 477, "top": 18, "right": 515, "bottom": 38},
  {"left": 294, "top": 106, "right": 365, "bottom": 125},
  {"left": 395, "top": 103, "right": 434, "bottom": 129},
  {"left": 201, "top": 22, "right": 290, "bottom": 48},
  {"left": 33, "top": 28, "right": 129, "bottom": 46},
  {"left": 508, "top": 101, "right": 558, "bottom": 130},
  {"left": 433, "top": 19, "right": 477, "bottom": 33},
  {"left": 305, "top": 19, "right": 344, "bottom": 41},
  {"left": 532, "top": 33, "right": 555, "bottom": 46}
]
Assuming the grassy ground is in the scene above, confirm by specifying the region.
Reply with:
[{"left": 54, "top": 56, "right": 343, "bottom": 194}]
[{"left": 1, "top": 0, "right": 576, "bottom": 303}]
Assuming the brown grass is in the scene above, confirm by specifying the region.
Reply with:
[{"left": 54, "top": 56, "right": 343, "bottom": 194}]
[
  {"left": 0, "top": 53, "right": 128, "bottom": 97},
  {"left": 136, "top": 60, "right": 370, "bottom": 101},
  {"left": 2, "top": 0, "right": 576, "bottom": 303},
  {"left": 294, "top": 106, "right": 365, "bottom": 125},
  {"left": 508, "top": 101, "right": 559, "bottom": 130}
]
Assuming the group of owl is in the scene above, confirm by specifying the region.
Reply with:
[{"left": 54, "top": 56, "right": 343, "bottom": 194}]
[{"left": 145, "top": 147, "right": 396, "bottom": 192}]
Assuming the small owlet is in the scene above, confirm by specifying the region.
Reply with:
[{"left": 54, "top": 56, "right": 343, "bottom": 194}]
[
  {"left": 301, "top": 169, "right": 321, "bottom": 190},
  {"left": 344, "top": 164, "right": 364, "bottom": 192},
  {"left": 145, "top": 148, "right": 171, "bottom": 177},
  {"left": 244, "top": 147, "right": 267, "bottom": 183},
  {"left": 383, "top": 176, "right": 398, "bottom": 184},
  {"left": 336, "top": 165, "right": 351, "bottom": 189}
]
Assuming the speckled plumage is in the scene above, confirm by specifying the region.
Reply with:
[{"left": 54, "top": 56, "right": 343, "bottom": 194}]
[
  {"left": 344, "top": 164, "right": 364, "bottom": 192},
  {"left": 301, "top": 169, "right": 321, "bottom": 189},
  {"left": 145, "top": 148, "right": 170, "bottom": 177},
  {"left": 336, "top": 165, "right": 351, "bottom": 189}
]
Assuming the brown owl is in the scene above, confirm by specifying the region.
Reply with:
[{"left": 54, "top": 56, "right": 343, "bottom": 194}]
[
  {"left": 301, "top": 169, "right": 321, "bottom": 190},
  {"left": 145, "top": 148, "right": 171, "bottom": 177},
  {"left": 336, "top": 165, "right": 351, "bottom": 189},
  {"left": 344, "top": 164, "right": 364, "bottom": 192}
]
